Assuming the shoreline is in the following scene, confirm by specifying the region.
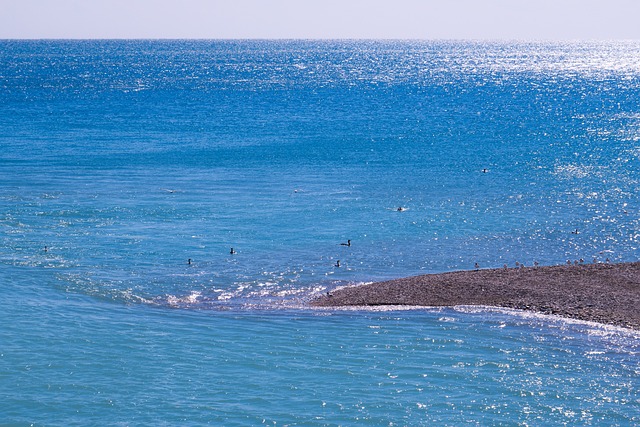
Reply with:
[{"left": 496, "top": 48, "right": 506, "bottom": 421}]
[{"left": 310, "top": 262, "right": 640, "bottom": 330}]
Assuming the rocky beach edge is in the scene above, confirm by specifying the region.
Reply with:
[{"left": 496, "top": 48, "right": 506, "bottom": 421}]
[{"left": 310, "top": 262, "right": 640, "bottom": 330}]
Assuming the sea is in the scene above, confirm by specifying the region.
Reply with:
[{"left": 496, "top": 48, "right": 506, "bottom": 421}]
[{"left": 1, "top": 40, "right": 639, "bottom": 426}]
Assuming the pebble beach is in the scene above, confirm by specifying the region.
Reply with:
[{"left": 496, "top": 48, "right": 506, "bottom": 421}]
[{"left": 312, "top": 262, "right": 640, "bottom": 330}]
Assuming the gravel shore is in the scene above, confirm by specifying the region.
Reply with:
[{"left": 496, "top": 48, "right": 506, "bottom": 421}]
[{"left": 310, "top": 262, "right": 640, "bottom": 329}]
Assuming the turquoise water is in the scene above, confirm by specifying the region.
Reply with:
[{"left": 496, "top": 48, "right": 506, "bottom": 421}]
[{"left": 1, "top": 40, "right": 640, "bottom": 425}]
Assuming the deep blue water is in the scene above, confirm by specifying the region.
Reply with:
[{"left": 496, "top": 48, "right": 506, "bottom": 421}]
[{"left": 1, "top": 40, "right": 640, "bottom": 425}]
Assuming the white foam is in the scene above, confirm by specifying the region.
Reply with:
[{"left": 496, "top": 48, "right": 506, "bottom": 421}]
[
  {"left": 166, "top": 291, "right": 202, "bottom": 306},
  {"left": 452, "top": 305, "right": 640, "bottom": 336},
  {"left": 308, "top": 303, "right": 640, "bottom": 337}
]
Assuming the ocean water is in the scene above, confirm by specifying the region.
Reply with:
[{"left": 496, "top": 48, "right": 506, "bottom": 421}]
[{"left": 1, "top": 40, "right": 639, "bottom": 425}]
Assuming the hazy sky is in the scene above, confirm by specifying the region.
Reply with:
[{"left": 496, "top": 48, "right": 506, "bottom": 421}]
[{"left": 2, "top": 0, "right": 639, "bottom": 40}]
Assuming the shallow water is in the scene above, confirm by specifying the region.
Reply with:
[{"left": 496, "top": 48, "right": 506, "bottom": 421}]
[{"left": 1, "top": 40, "right": 639, "bottom": 425}]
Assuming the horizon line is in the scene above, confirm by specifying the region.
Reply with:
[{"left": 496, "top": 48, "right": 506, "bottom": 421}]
[{"left": 2, "top": 37, "right": 639, "bottom": 42}]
